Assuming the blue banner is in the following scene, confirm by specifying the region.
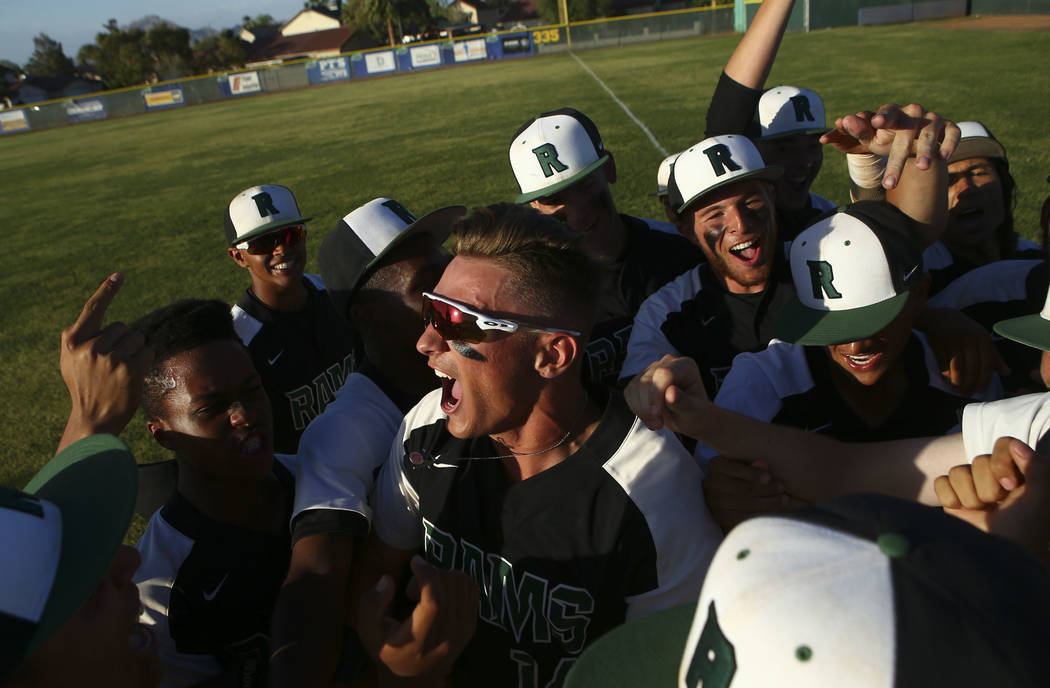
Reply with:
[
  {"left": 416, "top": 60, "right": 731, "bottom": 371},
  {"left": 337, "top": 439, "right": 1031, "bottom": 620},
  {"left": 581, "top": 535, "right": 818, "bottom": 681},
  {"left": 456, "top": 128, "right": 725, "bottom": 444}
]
[
  {"left": 307, "top": 57, "right": 352, "bottom": 85},
  {"left": 65, "top": 98, "right": 107, "bottom": 123},
  {"left": 143, "top": 85, "right": 185, "bottom": 110}
]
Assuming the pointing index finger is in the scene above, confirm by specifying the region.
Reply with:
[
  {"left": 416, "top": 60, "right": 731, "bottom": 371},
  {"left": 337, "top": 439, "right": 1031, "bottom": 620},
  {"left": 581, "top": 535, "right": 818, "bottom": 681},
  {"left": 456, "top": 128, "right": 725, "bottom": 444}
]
[{"left": 68, "top": 273, "right": 123, "bottom": 344}]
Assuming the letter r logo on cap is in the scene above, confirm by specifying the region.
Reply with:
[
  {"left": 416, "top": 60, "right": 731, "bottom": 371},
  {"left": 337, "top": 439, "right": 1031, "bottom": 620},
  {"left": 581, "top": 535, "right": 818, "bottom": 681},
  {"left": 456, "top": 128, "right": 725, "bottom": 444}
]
[
  {"left": 532, "top": 143, "right": 569, "bottom": 178},
  {"left": 807, "top": 260, "right": 843, "bottom": 300},
  {"left": 253, "top": 191, "right": 280, "bottom": 218},
  {"left": 790, "top": 94, "right": 815, "bottom": 123},
  {"left": 703, "top": 144, "right": 742, "bottom": 178}
]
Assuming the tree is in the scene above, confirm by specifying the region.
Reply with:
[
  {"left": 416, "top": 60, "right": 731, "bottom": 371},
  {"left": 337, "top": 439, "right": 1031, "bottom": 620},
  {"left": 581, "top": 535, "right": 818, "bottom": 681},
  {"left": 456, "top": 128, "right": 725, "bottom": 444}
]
[
  {"left": 90, "top": 22, "right": 152, "bottom": 88},
  {"left": 193, "top": 30, "right": 247, "bottom": 74},
  {"left": 23, "top": 33, "right": 75, "bottom": 77},
  {"left": 241, "top": 14, "right": 276, "bottom": 30},
  {"left": 537, "top": 0, "right": 609, "bottom": 22},
  {"left": 364, "top": 0, "right": 434, "bottom": 45},
  {"left": 145, "top": 23, "right": 192, "bottom": 80},
  {"left": 77, "top": 43, "right": 101, "bottom": 67}
]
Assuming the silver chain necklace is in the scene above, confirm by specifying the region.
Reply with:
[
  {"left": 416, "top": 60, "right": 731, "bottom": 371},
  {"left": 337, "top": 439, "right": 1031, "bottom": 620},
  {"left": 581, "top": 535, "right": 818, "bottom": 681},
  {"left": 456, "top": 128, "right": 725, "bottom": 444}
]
[{"left": 477, "top": 391, "right": 591, "bottom": 461}]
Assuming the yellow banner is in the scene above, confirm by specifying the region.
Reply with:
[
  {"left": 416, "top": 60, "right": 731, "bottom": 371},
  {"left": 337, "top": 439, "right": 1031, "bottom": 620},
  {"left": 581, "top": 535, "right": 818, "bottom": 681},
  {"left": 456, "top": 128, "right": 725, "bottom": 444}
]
[{"left": 144, "top": 91, "right": 177, "bottom": 107}]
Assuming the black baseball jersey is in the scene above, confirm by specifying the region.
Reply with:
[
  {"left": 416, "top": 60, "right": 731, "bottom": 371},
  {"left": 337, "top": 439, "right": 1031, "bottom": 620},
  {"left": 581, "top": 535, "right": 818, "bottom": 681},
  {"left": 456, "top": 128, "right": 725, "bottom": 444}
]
[
  {"left": 696, "top": 334, "right": 992, "bottom": 464},
  {"left": 135, "top": 457, "right": 295, "bottom": 688},
  {"left": 620, "top": 261, "right": 797, "bottom": 394},
  {"left": 232, "top": 274, "right": 357, "bottom": 454},
  {"left": 929, "top": 259, "right": 1049, "bottom": 395},
  {"left": 704, "top": 70, "right": 837, "bottom": 241},
  {"left": 372, "top": 388, "right": 721, "bottom": 688},
  {"left": 923, "top": 239, "right": 1043, "bottom": 296},
  {"left": 585, "top": 215, "right": 704, "bottom": 387}
]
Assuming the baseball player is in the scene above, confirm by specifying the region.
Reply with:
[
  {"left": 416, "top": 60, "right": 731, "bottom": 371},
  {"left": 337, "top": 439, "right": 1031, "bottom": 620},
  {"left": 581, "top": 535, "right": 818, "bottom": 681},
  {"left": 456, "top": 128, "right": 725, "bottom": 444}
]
[
  {"left": 225, "top": 184, "right": 357, "bottom": 453},
  {"left": 268, "top": 198, "right": 462, "bottom": 688},
  {"left": 3, "top": 273, "right": 158, "bottom": 688},
  {"left": 922, "top": 121, "right": 1042, "bottom": 294},
  {"left": 703, "top": 0, "right": 837, "bottom": 242},
  {"left": 131, "top": 299, "right": 295, "bottom": 688},
  {"left": 362, "top": 204, "right": 721, "bottom": 687},
  {"left": 695, "top": 202, "right": 999, "bottom": 474},
  {"left": 509, "top": 108, "right": 705, "bottom": 386}
]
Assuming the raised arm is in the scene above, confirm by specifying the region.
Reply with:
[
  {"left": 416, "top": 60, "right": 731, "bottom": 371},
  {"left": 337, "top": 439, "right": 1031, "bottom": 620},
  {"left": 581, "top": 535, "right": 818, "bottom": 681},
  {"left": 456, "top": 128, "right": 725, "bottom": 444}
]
[
  {"left": 723, "top": 0, "right": 797, "bottom": 89},
  {"left": 57, "top": 272, "right": 154, "bottom": 453}
]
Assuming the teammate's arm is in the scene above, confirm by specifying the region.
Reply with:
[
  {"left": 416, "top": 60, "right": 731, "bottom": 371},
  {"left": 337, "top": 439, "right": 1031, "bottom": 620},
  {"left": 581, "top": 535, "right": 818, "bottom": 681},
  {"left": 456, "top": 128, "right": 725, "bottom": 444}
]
[{"left": 626, "top": 355, "right": 965, "bottom": 505}]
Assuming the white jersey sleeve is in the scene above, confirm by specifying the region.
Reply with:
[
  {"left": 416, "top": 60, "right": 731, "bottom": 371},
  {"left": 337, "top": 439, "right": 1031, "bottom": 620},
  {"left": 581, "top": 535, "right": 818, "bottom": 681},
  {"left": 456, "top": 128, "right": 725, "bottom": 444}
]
[
  {"left": 620, "top": 268, "right": 701, "bottom": 380},
  {"left": 695, "top": 340, "right": 811, "bottom": 465},
  {"left": 292, "top": 373, "right": 403, "bottom": 529},
  {"left": 613, "top": 420, "right": 722, "bottom": 620},
  {"left": 962, "top": 393, "right": 1050, "bottom": 462},
  {"left": 371, "top": 390, "right": 445, "bottom": 550}
]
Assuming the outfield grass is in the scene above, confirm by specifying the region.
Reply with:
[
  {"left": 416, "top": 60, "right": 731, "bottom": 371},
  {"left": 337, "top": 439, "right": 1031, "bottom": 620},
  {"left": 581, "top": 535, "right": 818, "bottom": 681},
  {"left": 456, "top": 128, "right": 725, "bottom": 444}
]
[{"left": 1, "top": 20, "right": 1047, "bottom": 516}]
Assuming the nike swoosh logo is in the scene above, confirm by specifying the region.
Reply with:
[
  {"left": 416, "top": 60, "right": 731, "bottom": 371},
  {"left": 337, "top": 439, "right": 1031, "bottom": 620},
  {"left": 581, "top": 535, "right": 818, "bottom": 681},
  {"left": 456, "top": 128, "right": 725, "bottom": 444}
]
[
  {"left": 903, "top": 265, "right": 919, "bottom": 281},
  {"left": 203, "top": 573, "right": 229, "bottom": 602},
  {"left": 701, "top": 315, "right": 716, "bottom": 326},
  {"left": 805, "top": 423, "right": 832, "bottom": 433},
  {"left": 430, "top": 462, "right": 459, "bottom": 469},
  {"left": 267, "top": 350, "right": 284, "bottom": 365}
]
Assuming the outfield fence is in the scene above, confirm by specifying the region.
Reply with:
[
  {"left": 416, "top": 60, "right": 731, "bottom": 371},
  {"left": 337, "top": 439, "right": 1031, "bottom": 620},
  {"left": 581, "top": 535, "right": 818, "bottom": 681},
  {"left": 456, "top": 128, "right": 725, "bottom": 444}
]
[{"left": 2, "top": 0, "right": 1047, "bottom": 136}]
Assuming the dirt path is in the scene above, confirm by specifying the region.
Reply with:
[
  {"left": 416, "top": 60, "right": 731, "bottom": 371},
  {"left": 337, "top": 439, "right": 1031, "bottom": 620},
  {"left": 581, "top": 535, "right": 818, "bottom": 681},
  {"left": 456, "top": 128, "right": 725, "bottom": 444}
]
[{"left": 933, "top": 14, "right": 1050, "bottom": 30}]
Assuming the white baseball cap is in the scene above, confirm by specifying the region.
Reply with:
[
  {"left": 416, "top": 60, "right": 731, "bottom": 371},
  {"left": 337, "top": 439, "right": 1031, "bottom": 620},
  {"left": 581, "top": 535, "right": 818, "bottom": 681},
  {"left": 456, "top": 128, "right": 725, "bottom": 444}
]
[
  {"left": 948, "top": 121, "right": 1007, "bottom": 164},
  {"left": 655, "top": 152, "right": 678, "bottom": 197},
  {"left": 224, "top": 184, "right": 311, "bottom": 246},
  {"left": 775, "top": 201, "right": 924, "bottom": 345},
  {"left": 756, "top": 85, "right": 827, "bottom": 139},
  {"left": 669, "top": 135, "right": 782, "bottom": 214},
  {"left": 510, "top": 108, "right": 610, "bottom": 204},
  {"left": 563, "top": 494, "right": 1050, "bottom": 688}
]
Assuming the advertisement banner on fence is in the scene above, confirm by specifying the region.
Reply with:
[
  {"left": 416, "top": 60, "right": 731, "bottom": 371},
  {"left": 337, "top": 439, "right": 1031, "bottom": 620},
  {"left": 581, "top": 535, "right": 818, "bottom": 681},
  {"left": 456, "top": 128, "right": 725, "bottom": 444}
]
[
  {"left": 501, "top": 32, "right": 533, "bottom": 57},
  {"left": 0, "top": 109, "right": 30, "bottom": 134},
  {"left": 65, "top": 98, "right": 107, "bottom": 123},
  {"left": 143, "top": 86, "right": 185, "bottom": 110},
  {"left": 364, "top": 51, "right": 396, "bottom": 74},
  {"left": 453, "top": 38, "right": 488, "bottom": 62},
  {"left": 229, "top": 71, "right": 262, "bottom": 95},
  {"left": 410, "top": 44, "right": 441, "bottom": 68},
  {"left": 307, "top": 57, "right": 351, "bottom": 84}
]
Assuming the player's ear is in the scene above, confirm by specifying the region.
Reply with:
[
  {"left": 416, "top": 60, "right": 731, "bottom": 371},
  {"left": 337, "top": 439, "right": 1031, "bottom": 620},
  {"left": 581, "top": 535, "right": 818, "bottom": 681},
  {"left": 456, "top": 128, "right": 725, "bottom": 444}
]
[
  {"left": 147, "top": 419, "right": 174, "bottom": 451},
  {"left": 227, "top": 246, "right": 249, "bottom": 268},
  {"left": 534, "top": 333, "right": 579, "bottom": 380}
]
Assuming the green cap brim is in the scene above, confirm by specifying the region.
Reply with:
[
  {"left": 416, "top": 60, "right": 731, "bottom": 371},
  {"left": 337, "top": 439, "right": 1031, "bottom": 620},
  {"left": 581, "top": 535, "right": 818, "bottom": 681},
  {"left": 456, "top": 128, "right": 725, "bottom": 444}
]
[
  {"left": 774, "top": 291, "right": 911, "bottom": 346},
  {"left": 23, "top": 435, "right": 137, "bottom": 652},
  {"left": 677, "top": 166, "right": 783, "bottom": 214},
  {"left": 515, "top": 154, "right": 610, "bottom": 204},
  {"left": 994, "top": 315, "right": 1050, "bottom": 352},
  {"left": 759, "top": 127, "right": 828, "bottom": 141},
  {"left": 563, "top": 602, "right": 696, "bottom": 688},
  {"left": 232, "top": 216, "right": 313, "bottom": 246}
]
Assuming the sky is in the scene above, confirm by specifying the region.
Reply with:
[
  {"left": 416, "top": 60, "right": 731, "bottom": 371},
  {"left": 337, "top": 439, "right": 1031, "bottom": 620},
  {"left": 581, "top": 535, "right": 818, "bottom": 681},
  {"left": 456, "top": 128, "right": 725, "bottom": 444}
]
[{"left": 1, "top": 0, "right": 312, "bottom": 66}]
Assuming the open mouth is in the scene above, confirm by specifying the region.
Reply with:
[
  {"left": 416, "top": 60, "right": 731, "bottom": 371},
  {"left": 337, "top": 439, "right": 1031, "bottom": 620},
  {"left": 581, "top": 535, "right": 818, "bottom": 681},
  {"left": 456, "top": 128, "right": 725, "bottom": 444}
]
[
  {"left": 843, "top": 352, "right": 882, "bottom": 371},
  {"left": 435, "top": 369, "right": 462, "bottom": 414},
  {"left": 728, "top": 238, "right": 761, "bottom": 265},
  {"left": 239, "top": 430, "right": 269, "bottom": 459},
  {"left": 271, "top": 257, "right": 299, "bottom": 273}
]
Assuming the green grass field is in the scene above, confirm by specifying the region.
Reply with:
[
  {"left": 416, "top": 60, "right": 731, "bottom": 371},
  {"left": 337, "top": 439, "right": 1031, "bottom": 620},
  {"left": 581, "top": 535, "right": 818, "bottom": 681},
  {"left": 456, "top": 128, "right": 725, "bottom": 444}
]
[{"left": 1, "top": 20, "right": 1047, "bottom": 519}]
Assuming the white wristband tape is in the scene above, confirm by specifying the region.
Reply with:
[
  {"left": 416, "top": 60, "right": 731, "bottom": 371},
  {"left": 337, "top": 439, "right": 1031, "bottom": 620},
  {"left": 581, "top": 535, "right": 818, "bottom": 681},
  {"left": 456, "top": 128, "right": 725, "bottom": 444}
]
[{"left": 846, "top": 152, "right": 887, "bottom": 189}]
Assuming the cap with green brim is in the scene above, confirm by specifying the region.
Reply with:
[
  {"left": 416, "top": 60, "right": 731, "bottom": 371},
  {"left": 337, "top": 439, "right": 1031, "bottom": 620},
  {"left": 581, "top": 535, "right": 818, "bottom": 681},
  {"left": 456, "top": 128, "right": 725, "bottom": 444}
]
[
  {"left": 755, "top": 85, "right": 828, "bottom": 140},
  {"left": 319, "top": 198, "right": 464, "bottom": 320},
  {"left": 563, "top": 493, "right": 1050, "bottom": 688},
  {"left": 509, "top": 108, "right": 610, "bottom": 204},
  {"left": 948, "top": 121, "right": 1007, "bottom": 164},
  {"left": 224, "top": 184, "right": 313, "bottom": 246},
  {"left": 994, "top": 286, "right": 1050, "bottom": 352},
  {"left": 1, "top": 435, "right": 137, "bottom": 681},
  {"left": 669, "top": 135, "right": 782, "bottom": 215},
  {"left": 774, "top": 201, "right": 924, "bottom": 346}
]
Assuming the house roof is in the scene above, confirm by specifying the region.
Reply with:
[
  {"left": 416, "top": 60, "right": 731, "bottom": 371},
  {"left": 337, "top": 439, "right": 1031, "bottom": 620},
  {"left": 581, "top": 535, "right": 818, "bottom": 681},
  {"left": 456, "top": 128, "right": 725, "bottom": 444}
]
[
  {"left": 500, "top": 0, "right": 539, "bottom": 22},
  {"left": 283, "top": 6, "right": 341, "bottom": 28},
  {"left": 247, "top": 25, "right": 354, "bottom": 61}
]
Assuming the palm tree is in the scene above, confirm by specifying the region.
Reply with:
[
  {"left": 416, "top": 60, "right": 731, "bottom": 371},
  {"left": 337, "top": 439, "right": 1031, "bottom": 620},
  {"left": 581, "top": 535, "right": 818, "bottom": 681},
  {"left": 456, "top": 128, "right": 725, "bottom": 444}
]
[{"left": 365, "top": 0, "right": 398, "bottom": 46}]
